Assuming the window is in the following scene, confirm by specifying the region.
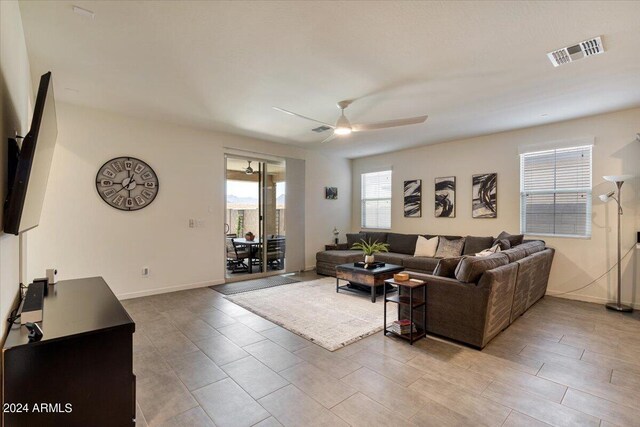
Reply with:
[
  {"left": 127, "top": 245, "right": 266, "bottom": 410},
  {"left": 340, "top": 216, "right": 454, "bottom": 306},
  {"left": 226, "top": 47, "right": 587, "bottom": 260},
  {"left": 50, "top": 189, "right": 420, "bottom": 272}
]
[
  {"left": 361, "top": 170, "right": 392, "bottom": 229},
  {"left": 520, "top": 145, "right": 592, "bottom": 237}
]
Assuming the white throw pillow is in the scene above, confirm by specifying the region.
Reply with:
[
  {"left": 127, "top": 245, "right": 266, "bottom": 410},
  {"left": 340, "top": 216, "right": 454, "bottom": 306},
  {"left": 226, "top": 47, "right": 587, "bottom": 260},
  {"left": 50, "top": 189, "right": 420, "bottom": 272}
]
[
  {"left": 475, "top": 244, "right": 501, "bottom": 257},
  {"left": 414, "top": 236, "right": 439, "bottom": 257}
]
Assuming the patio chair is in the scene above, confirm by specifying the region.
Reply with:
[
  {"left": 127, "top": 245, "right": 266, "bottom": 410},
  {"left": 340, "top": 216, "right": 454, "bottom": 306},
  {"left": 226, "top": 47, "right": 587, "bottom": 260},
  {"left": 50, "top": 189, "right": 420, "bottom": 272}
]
[{"left": 226, "top": 238, "right": 249, "bottom": 273}]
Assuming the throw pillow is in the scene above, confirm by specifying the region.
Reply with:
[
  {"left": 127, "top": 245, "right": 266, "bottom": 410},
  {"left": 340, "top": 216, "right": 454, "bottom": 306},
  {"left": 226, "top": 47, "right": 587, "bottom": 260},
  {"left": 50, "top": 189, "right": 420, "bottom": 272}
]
[
  {"left": 433, "top": 256, "right": 463, "bottom": 278},
  {"left": 414, "top": 235, "right": 439, "bottom": 257},
  {"left": 475, "top": 244, "right": 501, "bottom": 257},
  {"left": 493, "top": 238, "right": 511, "bottom": 250},
  {"left": 435, "top": 237, "right": 466, "bottom": 258},
  {"left": 496, "top": 231, "right": 524, "bottom": 247}
]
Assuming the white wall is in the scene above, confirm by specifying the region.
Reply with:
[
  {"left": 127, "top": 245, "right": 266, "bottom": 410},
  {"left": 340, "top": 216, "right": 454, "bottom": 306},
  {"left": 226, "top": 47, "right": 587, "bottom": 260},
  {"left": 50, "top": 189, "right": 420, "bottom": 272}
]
[
  {"left": 352, "top": 108, "right": 640, "bottom": 307},
  {"left": 26, "top": 103, "right": 351, "bottom": 298},
  {"left": 304, "top": 152, "right": 351, "bottom": 269},
  {"left": 0, "top": 0, "right": 33, "bottom": 334}
]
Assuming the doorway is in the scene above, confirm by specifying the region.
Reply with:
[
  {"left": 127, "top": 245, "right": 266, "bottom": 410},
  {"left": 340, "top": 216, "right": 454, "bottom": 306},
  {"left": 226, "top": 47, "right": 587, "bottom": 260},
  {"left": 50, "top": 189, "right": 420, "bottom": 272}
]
[{"left": 224, "top": 155, "right": 286, "bottom": 281}]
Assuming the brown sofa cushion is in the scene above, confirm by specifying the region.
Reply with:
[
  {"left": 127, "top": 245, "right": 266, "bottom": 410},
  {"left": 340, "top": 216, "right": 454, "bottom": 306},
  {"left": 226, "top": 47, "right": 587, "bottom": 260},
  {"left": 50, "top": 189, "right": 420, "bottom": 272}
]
[
  {"left": 433, "top": 257, "right": 463, "bottom": 278},
  {"left": 316, "top": 250, "right": 363, "bottom": 264},
  {"left": 387, "top": 233, "right": 418, "bottom": 255},
  {"left": 463, "top": 236, "right": 495, "bottom": 255},
  {"left": 403, "top": 256, "right": 439, "bottom": 273},
  {"left": 496, "top": 231, "right": 524, "bottom": 247},
  {"left": 454, "top": 253, "right": 508, "bottom": 283},
  {"left": 520, "top": 240, "right": 546, "bottom": 255},
  {"left": 501, "top": 246, "right": 528, "bottom": 263},
  {"left": 375, "top": 252, "right": 413, "bottom": 265},
  {"left": 362, "top": 231, "right": 388, "bottom": 244},
  {"left": 346, "top": 233, "right": 365, "bottom": 248},
  {"left": 435, "top": 237, "right": 466, "bottom": 258}
]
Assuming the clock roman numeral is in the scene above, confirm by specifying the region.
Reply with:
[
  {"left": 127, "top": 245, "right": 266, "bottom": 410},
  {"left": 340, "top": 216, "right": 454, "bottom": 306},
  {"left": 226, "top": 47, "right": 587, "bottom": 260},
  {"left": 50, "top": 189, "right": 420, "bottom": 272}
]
[
  {"left": 134, "top": 164, "right": 145, "bottom": 174},
  {"left": 103, "top": 169, "right": 116, "bottom": 178},
  {"left": 134, "top": 196, "right": 146, "bottom": 206}
]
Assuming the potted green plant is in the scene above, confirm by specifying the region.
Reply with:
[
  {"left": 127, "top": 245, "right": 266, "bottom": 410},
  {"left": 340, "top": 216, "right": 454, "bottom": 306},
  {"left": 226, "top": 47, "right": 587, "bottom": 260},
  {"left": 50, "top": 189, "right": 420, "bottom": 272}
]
[{"left": 351, "top": 239, "right": 390, "bottom": 264}]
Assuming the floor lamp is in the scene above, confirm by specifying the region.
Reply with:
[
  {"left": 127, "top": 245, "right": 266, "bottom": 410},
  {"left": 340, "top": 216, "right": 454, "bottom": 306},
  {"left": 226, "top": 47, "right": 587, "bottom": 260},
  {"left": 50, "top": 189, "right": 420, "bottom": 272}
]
[{"left": 599, "top": 174, "right": 634, "bottom": 312}]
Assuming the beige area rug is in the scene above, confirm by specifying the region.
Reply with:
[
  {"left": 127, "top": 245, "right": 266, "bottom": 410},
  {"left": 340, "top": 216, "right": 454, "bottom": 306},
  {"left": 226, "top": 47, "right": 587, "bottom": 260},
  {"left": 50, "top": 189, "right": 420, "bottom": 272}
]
[{"left": 226, "top": 277, "right": 397, "bottom": 351}]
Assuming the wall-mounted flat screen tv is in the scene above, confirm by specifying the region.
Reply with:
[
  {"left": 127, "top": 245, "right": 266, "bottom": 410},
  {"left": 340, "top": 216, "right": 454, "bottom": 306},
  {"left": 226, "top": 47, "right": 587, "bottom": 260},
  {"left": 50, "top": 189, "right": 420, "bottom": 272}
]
[{"left": 3, "top": 72, "right": 58, "bottom": 235}]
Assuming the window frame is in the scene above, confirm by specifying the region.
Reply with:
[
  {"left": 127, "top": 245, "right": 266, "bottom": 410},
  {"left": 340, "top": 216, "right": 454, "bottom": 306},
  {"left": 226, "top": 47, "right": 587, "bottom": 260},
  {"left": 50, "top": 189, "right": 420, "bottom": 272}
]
[
  {"left": 519, "top": 144, "right": 593, "bottom": 239},
  {"left": 360, "top": 169, "right": 392, "bottom": 230}
]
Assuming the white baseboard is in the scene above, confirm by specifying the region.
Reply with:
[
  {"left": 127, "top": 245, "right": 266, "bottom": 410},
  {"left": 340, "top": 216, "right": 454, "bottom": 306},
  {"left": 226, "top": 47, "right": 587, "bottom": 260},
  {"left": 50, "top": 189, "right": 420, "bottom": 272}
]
[
  {"left": 117, "top": 278, "right": 225, "bottom": 300},
  {"left": 547, "top": 291, "right": 640, "bottom": 309},
  {"left": 304, "top": 265, "right": 316, "bottom": 272}
]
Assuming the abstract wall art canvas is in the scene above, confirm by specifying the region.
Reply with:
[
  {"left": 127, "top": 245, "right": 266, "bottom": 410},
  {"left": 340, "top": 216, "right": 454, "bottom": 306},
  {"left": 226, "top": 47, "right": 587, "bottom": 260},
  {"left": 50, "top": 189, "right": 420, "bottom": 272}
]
[
  {"left": 435, "top": 176, "right": 456, "bottom": 218},
  {"left": 404, "top": 179, "right": 422, "bottom": 217},
  {"left": 472, "top": 173, "right": 497, "bottom": 218},
  {"left": 325, "top": 187, "right": 338, "bottom": 200}
]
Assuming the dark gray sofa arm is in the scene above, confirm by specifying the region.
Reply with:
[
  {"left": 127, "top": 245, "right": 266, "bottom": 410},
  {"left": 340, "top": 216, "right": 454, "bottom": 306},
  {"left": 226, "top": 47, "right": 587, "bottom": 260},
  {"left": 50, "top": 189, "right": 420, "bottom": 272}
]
[
  {"left": 477, "top": 263, "right": 518, "bottom": 347},
  {"left": 400, "top": 271, "right": 489, "bottom": 348}
]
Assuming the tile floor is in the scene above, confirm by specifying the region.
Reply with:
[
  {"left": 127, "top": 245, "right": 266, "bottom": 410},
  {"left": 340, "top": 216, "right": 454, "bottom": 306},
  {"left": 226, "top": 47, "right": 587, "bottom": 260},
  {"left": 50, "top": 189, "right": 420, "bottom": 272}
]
[{"left": 124, "top": 273, "right": 640, "bottom": 426}]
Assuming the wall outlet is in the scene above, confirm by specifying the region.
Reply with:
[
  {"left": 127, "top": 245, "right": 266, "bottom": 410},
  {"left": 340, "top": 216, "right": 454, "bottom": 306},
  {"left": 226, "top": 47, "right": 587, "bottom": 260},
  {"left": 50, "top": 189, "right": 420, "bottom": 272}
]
[{"left": 142, "top": 267, "right": 149, "bottom": 277}]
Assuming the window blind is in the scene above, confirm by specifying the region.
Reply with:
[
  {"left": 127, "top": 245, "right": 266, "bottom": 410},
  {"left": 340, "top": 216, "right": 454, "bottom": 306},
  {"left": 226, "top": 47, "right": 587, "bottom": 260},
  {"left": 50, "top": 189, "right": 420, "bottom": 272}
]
[
  {"left": 520, "top": 145, "right": 592, "bottom": 237},
  {"left": 361, "top": 170, "right": 392, "bottom": 229}
]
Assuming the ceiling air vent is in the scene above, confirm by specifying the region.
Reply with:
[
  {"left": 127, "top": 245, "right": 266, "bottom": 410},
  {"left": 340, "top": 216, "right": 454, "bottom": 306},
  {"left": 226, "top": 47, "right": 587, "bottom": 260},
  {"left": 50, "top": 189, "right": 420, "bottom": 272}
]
[
  {"left": 547, "top": 36, "right": 604, "bottom": 67},
  {"left": 311, "top": 125, "right": 331, "bottom": 133}
]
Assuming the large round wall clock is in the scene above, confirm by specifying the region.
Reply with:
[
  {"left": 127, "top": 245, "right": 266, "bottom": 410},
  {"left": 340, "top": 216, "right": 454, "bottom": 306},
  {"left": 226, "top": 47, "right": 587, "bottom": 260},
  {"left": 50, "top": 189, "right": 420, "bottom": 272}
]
[{"left": 96, "top": 157, "right": 159, "bottom": 211}]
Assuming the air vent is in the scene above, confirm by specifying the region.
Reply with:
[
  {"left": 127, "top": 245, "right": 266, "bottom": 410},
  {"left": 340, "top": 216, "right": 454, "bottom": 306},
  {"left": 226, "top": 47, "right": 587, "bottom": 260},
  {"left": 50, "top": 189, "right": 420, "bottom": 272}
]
[
  {"left": 312, "top": 125, "right": 331, "bottom": 133},
  {"left": 547, "top": 36, "right": 604, "bottom": 67}
]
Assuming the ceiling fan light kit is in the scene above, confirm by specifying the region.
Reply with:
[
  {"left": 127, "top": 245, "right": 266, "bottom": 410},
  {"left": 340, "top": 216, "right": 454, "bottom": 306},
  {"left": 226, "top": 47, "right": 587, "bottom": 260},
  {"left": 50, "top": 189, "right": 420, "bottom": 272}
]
[{"left": 273, "top": 99, "right": 427, "bottom": 143}]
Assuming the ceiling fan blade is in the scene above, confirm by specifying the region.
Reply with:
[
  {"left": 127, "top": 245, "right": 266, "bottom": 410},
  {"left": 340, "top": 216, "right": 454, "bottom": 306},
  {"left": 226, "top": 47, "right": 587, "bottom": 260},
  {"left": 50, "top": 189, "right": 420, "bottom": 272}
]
[
  {"left": 352, "top": 115, "right": 428, "bottom": 132},
  {"left": 320, "top": 133, "right": 336, "bottom": 144},
  {"left": 272, "top": 107, "right": 335, "bottom": 128}
]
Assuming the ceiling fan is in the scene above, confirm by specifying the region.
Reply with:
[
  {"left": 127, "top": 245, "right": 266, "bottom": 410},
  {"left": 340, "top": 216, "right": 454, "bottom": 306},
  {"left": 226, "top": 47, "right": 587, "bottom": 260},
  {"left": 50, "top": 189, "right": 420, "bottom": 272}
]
[
  {"left": 273, "top": 100, "right": 428, "bottom": 143},
  {"left": 244, "top": 161, "right": 255, "bottom": 175}
]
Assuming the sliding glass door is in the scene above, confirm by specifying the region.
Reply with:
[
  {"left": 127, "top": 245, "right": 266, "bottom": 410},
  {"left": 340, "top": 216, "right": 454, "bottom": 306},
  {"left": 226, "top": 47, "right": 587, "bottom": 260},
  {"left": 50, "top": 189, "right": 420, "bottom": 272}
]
[{"left": 224, "top": 155, "right": 286, "bottom": 281}]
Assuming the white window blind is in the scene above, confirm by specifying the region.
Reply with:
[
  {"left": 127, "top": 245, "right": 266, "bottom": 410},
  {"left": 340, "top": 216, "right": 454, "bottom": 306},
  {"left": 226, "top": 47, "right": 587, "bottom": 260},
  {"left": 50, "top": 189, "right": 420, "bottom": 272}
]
[
  {"left": 361, "top": 170, "right": 392, "bottom": 229},
  {"left": 520, "top": 145, "right": 592, "bottom": 237}
]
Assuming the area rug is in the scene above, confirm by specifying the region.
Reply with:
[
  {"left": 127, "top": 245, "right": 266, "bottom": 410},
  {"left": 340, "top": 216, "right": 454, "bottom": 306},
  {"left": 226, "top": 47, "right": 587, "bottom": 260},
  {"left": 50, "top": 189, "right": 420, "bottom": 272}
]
[
  {"left": 226, "top": 277, "right": 396, "bottom": 351},
  {"left": 210, "top": 275, "right": 300, "bottom": 295}
]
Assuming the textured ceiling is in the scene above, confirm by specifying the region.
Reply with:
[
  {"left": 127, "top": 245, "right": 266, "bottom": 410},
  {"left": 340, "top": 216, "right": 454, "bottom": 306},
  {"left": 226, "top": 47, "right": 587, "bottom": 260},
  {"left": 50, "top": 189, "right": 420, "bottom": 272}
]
[{"left": 19, "top": 1, "right": 640, "bottom": 158}]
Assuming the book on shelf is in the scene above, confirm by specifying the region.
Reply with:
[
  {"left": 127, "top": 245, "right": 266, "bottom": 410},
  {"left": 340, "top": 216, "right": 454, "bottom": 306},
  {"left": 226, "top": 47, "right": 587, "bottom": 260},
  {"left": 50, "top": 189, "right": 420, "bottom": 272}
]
[{"left": 388, "top": 319, "right": 417, "bottom": 335}]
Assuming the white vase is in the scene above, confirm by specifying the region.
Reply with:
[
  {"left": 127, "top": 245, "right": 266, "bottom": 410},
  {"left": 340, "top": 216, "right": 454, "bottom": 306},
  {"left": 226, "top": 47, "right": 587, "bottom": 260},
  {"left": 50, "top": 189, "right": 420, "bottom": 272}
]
[{"left": 364, "top": 255, "right": 375, "bottom": 264}]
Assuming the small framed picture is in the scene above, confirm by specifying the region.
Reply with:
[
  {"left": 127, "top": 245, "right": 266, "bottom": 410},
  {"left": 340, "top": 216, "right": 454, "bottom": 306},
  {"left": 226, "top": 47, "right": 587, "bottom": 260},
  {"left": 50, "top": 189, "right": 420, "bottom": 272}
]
[{"left": 325, "top": 187, "right": 338, "bottom": 200}]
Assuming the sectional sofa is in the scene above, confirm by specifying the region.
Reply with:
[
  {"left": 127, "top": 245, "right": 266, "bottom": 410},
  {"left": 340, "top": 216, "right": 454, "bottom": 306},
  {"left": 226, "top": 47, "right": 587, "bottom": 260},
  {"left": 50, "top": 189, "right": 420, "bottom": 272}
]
[{"left": 315, "top": 231, "right": 555, "bottom": 348}]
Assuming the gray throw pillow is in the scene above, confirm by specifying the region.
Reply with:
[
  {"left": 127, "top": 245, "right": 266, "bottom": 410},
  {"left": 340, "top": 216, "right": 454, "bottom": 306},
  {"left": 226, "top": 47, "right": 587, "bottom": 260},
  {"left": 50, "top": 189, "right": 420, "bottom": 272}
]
[
  {"left": 496, "top": 231, "right": 524, "bottom": 247},
  {"left": 435, "top": 237, "right": 465, "bottom": 258},
  {"left": 493, "top": 238, "right": 511, "bottom": 250},
  {"left": 433, "top": 257, "right": 463, "bottom": 278}
]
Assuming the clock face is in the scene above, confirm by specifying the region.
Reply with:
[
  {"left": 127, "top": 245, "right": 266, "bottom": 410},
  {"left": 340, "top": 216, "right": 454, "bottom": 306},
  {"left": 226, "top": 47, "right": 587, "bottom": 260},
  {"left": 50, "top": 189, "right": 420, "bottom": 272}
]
[{"left": 96, "top": 157, "right": 159, "bottom": 211}]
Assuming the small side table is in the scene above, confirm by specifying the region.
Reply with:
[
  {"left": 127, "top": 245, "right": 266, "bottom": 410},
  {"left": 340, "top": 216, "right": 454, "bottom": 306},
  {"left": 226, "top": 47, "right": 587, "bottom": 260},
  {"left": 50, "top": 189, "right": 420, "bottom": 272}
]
[
  {"left": 325, "top": 243, "right": 349, "bottom": 250},
  {"left": 383, "top": 278, "right": 427, "bottom": 344}
]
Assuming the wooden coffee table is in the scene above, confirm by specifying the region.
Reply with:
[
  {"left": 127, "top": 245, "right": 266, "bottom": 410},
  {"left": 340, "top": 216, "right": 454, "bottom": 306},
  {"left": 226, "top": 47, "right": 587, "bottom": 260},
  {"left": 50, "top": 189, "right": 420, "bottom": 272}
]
[{"left": 335, "top": 263, "right": 404, "bottom": 303}]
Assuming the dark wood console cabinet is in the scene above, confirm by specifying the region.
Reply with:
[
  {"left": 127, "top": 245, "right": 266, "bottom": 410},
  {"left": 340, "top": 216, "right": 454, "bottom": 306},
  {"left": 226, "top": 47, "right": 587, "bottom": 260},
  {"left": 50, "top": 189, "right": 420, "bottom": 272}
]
[{"left": 1, "top": 277, "right": 135, "bottom": 426}]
